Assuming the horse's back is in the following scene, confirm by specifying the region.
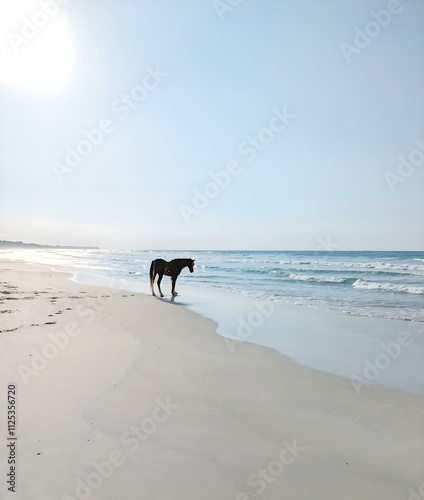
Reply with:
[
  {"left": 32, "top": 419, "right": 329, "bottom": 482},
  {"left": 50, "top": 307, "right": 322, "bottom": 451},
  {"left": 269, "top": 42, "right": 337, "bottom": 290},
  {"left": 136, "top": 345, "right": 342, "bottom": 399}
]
[{"left": 154, "top": 258, "right": 167, "bottom": 263}]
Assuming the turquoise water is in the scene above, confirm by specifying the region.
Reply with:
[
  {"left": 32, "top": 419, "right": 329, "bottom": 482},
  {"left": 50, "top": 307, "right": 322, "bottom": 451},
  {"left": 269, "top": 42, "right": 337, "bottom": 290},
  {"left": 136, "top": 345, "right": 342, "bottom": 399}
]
[{"left": 2, "top": 248, "right": 423, "bottom": 323}]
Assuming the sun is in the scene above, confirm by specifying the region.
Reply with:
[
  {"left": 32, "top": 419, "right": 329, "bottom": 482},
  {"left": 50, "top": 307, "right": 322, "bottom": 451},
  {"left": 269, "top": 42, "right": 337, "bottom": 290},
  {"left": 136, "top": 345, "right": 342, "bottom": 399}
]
[{"left": 0, "top": 1, "right": 75, "bottom": 95}]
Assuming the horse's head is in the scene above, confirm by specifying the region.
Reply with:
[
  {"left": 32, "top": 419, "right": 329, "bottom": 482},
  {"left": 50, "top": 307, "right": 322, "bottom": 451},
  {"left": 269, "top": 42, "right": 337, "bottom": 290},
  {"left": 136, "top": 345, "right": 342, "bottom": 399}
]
[{"left": 188, "top": 259, "right": 195, "bottom": 273}]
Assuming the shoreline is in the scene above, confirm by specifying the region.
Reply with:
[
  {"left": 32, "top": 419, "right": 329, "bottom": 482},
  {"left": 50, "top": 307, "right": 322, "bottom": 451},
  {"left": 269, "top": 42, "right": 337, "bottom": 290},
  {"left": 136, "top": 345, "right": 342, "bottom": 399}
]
[
  {"left": 73, "top": 268, "right": 424, "bottom": 397},
  {"left": 1, "top": 259, "right": 424, "bottom": 499},
  {"left": 2, "top": 255, "right": 424, "bottom": 396}
]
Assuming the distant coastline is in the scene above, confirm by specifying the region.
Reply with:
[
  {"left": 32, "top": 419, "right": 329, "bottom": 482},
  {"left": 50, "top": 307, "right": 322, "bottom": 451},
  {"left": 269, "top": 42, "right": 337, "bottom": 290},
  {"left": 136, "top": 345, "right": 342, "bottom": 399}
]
[{"left": 0, "top": 240, "right": 99, "bottom": 250}]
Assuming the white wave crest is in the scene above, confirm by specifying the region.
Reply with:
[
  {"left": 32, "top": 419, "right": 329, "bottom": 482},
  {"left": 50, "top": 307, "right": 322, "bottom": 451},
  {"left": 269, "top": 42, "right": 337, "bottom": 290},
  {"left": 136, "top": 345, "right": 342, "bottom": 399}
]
[
  {"left": 352, "top": 279, "right": 424, "bottom": 295},
  {"left": 289, "top": 273, "right": 345, "bottom": 283},
  {"left": 280, "top": 260, "right": 424, "bottom": 272}
]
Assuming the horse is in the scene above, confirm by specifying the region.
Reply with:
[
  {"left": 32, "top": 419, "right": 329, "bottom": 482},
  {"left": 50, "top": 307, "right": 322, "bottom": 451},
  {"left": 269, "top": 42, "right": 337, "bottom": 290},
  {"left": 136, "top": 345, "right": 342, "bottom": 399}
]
[{"left": 149, "top": 258, "right": 195, "bottom": 297}]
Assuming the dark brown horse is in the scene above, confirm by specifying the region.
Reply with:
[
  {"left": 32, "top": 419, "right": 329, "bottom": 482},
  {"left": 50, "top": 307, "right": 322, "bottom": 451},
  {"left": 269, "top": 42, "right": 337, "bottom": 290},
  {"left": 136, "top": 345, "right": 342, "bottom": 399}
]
[{"left": 149, "top": 258, "right": 195, "bottom": 297}]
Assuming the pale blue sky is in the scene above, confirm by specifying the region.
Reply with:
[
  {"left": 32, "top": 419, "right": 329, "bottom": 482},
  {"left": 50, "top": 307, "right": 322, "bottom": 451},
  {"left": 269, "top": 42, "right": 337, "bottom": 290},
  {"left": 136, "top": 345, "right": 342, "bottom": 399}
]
[{"left": 0, "top": 0, "right": 423, "bottom": 250}]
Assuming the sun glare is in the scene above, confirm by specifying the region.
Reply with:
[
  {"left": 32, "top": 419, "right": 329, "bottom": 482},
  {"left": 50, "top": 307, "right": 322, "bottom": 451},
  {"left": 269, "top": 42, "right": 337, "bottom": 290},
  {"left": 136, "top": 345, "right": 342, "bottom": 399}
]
[{"left": 0, "top": 2, "right": 75, "bottom": 95}]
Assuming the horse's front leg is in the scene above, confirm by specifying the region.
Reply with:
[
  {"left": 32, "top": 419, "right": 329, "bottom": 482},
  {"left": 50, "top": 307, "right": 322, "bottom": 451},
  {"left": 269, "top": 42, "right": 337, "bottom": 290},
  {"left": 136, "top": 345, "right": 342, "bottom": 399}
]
[
  {"left": 157, "top": 273, "right": 165, "bottom": 298},
  {"left": 171, "top": 276, "right": 178, "bottom": 296}
]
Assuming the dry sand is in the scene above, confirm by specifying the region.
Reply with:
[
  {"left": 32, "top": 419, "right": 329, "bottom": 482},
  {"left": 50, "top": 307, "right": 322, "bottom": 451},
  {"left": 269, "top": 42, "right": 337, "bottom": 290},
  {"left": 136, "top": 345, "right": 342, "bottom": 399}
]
[{"left": 0, "top": 260, "right": 423, "bottom": 500}]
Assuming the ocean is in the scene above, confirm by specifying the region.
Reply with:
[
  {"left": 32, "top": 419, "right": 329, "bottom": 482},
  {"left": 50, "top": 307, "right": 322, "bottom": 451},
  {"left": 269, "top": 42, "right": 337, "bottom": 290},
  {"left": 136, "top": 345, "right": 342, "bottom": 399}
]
[{"left": 2, "top": 248, "right": 423, "bottom": 323}]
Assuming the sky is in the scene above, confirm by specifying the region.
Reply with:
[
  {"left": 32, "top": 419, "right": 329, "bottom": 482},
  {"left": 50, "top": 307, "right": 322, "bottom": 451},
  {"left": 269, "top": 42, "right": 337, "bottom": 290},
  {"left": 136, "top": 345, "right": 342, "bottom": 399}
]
[{"left": 0, "top": 0, "right": 423, "bottom": 250}]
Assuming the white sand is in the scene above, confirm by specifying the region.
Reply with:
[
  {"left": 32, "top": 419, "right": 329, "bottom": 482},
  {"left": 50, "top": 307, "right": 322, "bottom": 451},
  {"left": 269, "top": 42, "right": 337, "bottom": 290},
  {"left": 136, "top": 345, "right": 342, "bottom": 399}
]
[{"left": 1, "top": 260, "right": 423, "bottom": 500}]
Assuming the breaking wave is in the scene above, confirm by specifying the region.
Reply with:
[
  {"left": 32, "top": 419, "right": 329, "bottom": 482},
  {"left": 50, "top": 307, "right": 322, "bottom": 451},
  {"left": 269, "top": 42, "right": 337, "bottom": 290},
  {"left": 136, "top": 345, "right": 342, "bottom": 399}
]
[
  {"left": 289, "top": 273, "right": 351, "bottom": 284},
  {"left": 352, "top": 279, "right": 424, "bottom": 295}
]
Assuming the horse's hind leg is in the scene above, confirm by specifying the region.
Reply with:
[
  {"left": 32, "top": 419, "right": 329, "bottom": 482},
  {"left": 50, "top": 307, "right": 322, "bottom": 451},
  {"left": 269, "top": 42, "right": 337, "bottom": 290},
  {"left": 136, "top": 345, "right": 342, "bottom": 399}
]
[
  {"left": 171, "top": 276, "right": 178, "bottom": 296},
  {"left": 157, "top": 273, "right": 164, "bottom": 297}
]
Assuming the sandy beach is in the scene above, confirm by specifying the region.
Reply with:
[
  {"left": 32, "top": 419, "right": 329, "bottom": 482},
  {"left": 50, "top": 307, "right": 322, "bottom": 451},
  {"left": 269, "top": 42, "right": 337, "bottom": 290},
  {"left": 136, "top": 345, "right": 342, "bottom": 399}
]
[{"left": 1, "top": 259, "right": 423, "bottom": 500}]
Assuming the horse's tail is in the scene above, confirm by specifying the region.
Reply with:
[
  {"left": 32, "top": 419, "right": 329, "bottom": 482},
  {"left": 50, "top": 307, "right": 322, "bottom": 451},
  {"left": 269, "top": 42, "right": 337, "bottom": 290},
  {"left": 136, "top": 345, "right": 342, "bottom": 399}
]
[{"left": 149, "top": 260, "right": 156, "bottom": 294}]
